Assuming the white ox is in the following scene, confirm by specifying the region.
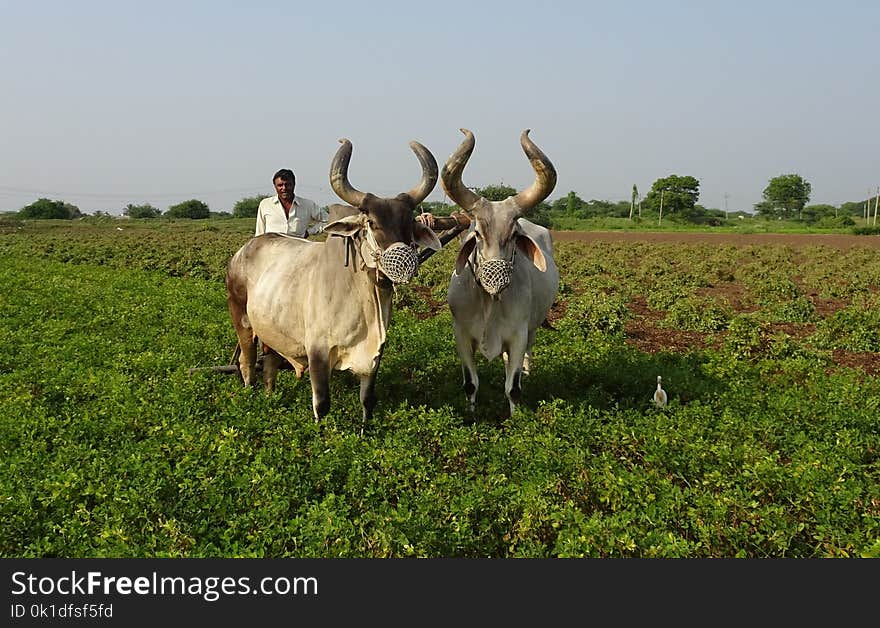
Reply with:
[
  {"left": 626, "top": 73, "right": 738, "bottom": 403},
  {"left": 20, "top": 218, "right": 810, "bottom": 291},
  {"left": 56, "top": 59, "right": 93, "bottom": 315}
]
[
  {"left": 225, "top": 138, "right": 441, "bottom": 430},
  {"left": 441, "top": 128, "right": 559, "bottom": 414}
]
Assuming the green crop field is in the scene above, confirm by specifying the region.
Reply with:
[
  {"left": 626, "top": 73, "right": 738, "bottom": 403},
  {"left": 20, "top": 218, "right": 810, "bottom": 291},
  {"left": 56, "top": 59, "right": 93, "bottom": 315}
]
[{"left": 1, "top": 217, "right": 878, "bottom": 557}]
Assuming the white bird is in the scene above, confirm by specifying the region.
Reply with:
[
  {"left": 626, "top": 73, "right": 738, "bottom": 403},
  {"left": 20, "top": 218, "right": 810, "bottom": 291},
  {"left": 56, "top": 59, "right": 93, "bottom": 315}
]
[{"left": 653, "top": 375, "right": 667, "bottom": 407}]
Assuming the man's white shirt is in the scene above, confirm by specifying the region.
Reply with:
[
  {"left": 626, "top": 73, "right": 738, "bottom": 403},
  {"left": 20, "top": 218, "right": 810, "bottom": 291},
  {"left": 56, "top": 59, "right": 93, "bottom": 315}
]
[{"left": 255, "top": 194, "right": 329, "bottom": 237}]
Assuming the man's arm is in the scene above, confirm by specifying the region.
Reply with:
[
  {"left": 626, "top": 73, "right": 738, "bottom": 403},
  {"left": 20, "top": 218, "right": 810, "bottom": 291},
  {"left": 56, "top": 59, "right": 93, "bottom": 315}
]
[
  {"left": 254, "top": 201, "right": 267, "bottom": 236},
  {"left": 416, "top": 212, "right": 470, "bottom": 231}
]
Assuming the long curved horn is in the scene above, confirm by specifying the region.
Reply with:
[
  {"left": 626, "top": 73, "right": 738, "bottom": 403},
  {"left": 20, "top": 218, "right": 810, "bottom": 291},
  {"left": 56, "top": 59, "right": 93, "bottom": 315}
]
[
  {"left": 512, "top": 129, "right": 557, "bottom": 212},
  {"left": 405, "top": 141, "right": 439, "bottom": 205},
  {"left": 440, "top": 128, "right": 481, "bottom": 212},
  {"left": 330, "top": 138, "right": 367, "bottom": 207}
]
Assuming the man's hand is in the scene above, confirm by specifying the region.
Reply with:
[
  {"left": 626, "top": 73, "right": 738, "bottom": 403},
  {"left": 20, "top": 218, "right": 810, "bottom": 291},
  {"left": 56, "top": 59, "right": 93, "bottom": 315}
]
[{"left": 416, "top": 212, "right": 471, "bottom": 231}]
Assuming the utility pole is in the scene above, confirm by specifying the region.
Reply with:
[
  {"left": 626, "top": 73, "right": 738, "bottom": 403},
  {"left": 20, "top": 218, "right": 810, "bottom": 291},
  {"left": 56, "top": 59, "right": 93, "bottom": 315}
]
[
  {"left": 724, "top": 192, "right": 729, "bottom": 220},
  {"left": 872, "top": 185, "right": 880, "bottom": 227},
  {"left": 630, "top": 184, "right": 638, "bottom": 220},
  {"left": 658, "top": 189, "right": 664, "bottom": 226},
  {"left": 629, "top": 186, "right": 634, "bottom": 220}
]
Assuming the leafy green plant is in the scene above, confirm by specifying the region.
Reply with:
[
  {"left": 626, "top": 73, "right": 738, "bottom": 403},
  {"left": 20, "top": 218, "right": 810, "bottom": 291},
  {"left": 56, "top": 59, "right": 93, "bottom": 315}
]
[
  {"left": 558, "top": 291, "right": 630, "bottom": 336},
  {"left": 723, "top": 315, "right": 772, "bottom": 361},
  {"left": 811, "top": 294, "right": 880, "bottom": 351},
  {"left": 661, "top": 296, "right": 732, "bottom": 332},
  {"left": 2, "top": 220, "right": 879, "bottom": 558},
  {"left": 768, "top": 296, "right": 816, "bottom": 323}
]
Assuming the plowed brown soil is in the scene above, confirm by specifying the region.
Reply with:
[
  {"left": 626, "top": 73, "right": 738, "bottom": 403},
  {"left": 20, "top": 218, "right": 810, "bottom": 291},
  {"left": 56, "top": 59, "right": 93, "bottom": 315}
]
[
  {"left": 550, "top": 230, "right": 880, "bottom": 376},
  {"left": 550, "top": 230, "right": 880, "bottom": 249}
]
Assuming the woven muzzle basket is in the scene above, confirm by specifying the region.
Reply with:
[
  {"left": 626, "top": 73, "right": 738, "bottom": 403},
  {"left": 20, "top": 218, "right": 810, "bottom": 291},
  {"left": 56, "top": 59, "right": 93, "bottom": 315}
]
[
  {"left": 477, "top": 258, "right": 513, "bottom": 295},
  {"left": 378, "top": 242, "right": 419, "bottom": 284}
]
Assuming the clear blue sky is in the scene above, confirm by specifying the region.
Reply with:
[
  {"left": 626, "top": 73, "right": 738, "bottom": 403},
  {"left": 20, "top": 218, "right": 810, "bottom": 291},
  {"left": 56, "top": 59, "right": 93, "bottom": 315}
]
[{"left": 1, "top": 0, "right": 877, "bottom": 215}]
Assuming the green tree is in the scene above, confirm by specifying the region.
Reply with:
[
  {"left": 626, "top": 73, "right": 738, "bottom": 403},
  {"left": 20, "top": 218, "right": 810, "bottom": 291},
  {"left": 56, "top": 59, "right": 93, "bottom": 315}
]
[
  {"left": 565, "top": 191, "right": 581, "bottom": 216},
  {"left": 644, "top": 175, "right": 700, "bottom": 218},
  {"left": 19, "top": 198, "right": 79, "bottom": 219},
  {"left": 758, "top": 174, "right": 812, "bottom": 220},
  {"left": 447, "top": 182, "right": 552, "bottom": 224},
  {"left": 840, "top": 200, "right": 866, "bottom": 217},
  {"left": 840, "top": 195, "right": 878, "bottom": 219},
  {"left": 550, "top": 191, "right": 585, "bottom": 217},
  {"left": 583, "top": 199, "right": 621, "bottom": 217},
  {"left": 801, "top": 204, "right": 837, "bottom": 223},
  {"left": 418, "top": 201, "right": 455, "bottom": 216},
  {"left": 608, "top": 200, "right": 632, "bottom": 218},
  {"left": 753, "top": 201, "right": 776, "bottom": 219},
  {"left": 529, "top": 201, "right": 552, "bottom": 228},
  {"left": 232, "top": 195, "right": 264, "bottom": 218},
  {"left": 63, "top": 203, "right": 83, "bottom": 219},
  {"left": 165, "top": 199, "right": 210, "bottom": 219},
  {"left": 123, "top": 203, "right": 161, "bottom": 219},
  {"left": 474, "top": 183, "right": 516, "bottom": 201}
]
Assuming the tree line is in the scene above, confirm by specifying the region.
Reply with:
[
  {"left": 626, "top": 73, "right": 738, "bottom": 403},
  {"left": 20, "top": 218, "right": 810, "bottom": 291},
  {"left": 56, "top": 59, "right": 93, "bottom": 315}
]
[
  {"left": 12, "top": 174, "right": 878, "bottom": 227},
  {"left": 14, "top": 198, "right": 224, "bottom": 220}
]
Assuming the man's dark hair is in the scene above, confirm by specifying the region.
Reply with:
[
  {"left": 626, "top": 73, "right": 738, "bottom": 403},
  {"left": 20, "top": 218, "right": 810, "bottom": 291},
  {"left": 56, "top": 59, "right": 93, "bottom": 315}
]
[{"left": 273, "top": 169, "right": 295, "bottom": 184}]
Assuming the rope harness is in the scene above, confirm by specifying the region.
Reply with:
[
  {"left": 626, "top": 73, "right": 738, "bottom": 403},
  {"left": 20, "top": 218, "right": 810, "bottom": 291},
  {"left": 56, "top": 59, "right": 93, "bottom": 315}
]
[
  {"left": 360, "top": 224, "right": 421, "bottom": 284},
  {"left": 338, "top": 223, "right": 421, "bottom": 349}
]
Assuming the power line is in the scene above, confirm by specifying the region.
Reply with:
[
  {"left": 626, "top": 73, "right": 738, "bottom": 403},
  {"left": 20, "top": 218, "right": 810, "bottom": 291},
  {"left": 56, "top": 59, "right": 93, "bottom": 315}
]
[{"left": 0, "top": 183, "right": 272, "bottom": 201}]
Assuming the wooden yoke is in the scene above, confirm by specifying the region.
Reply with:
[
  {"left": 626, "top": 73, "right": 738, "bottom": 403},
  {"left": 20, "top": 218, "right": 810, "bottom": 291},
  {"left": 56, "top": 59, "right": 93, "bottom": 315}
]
[
  {"left": 417, "top": 212, "right": 471, "bottom": 263},
  {"left": 429, "top": 212, "right": 471, "bottom": 231}
]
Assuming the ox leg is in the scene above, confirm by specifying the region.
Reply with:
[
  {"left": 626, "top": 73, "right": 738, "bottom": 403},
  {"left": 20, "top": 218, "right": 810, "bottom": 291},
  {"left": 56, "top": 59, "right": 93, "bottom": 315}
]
[
  {"left": 236, "top": 336, "right": 258, "bottom": 387},
  {"left": 502, "top": 348, "right": 531, "bottom": 376},
  {"left": 504, "top": 332, "right": 529, "bottom": 415},
  {"left": 522, "top": 328, "right": 537, "bottom": 376},
  {"left": 227, "top": 297, "right": 257, "bottom": 386},
  {"left": 358, "top": 350, "right": 384, "bottom": 436},
  {"left": 456, "top": 334, "right": 479, "bottom": 414},
  {"left": 262, "top": 349, "right": 283, "bottom": 392},
  {"left": 307, "top": 350, "right": 331, "bottom": 423}
]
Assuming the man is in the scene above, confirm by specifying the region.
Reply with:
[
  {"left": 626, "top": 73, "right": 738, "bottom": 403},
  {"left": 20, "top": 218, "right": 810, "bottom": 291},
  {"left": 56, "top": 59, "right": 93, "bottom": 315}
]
[
  {"left": 247, "top": 168, "right": 328, "bottom": 373},
  {"left": 255, "top": 168, "right": 328, "bottom": 237}
]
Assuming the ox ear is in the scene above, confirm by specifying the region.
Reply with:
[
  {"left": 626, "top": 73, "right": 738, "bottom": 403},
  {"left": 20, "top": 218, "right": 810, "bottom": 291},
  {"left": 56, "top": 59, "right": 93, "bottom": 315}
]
[
  {"left": 413, "top": 221, "right": 442, "bottom": 251},
  {"left": 454, "top": 233, "right": 478, "bottom": 275},
  {"left": 516, "top": 233, "right": 547, "bottom": 272},
  {"left": 322, "top": 214, "right": 366, "bottom": 238}
]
